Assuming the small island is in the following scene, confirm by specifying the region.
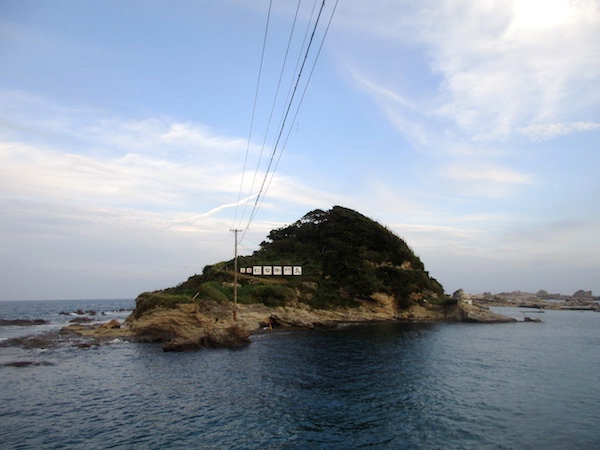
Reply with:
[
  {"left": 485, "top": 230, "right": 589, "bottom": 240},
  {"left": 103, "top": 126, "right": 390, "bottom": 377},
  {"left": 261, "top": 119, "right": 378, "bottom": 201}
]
[{"left": 63, "top": 206, "right": 516, "bottom": 351}]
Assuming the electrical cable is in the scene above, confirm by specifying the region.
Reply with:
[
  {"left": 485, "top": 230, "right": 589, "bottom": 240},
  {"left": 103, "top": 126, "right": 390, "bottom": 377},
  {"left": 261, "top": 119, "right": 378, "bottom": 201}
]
[
  {"left": 262, "top": 0, "right": 340, "bottom": 205},
  {"left": 235, "top": 0, "right": 302, "bottom": 230},
  {"left": 232, "top": 0, "right": 273, "bottom": 228},
  {"left": 241, "top": 0, "right": 331, "bottom": 239}
]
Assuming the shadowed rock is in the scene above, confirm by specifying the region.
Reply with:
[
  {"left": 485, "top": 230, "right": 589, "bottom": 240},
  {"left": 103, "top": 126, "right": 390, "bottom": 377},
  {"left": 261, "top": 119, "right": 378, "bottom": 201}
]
[
  {"left": 1, "top": 360, "right": 55, "bottom": 367},
  {"left": 0, "top": 319, "right": 48, "bottom": 326},
  {"left": 69, "top": 317, "right": 94, "bottom": 324}
]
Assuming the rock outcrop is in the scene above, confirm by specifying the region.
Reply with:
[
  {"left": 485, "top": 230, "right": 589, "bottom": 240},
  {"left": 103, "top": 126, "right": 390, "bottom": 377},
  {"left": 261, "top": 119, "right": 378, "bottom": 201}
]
[
  {"left": 126, "top": 303, "right": 250, "bottom": 351},
  {"left": 454, "top": 303, "right": 517, "bottom": 323},
  {"left": 58, "top": 294, "right": 515, "bottom": 351},
  {"left": 60, "top": 207, "right": 516, "bottom": 350},
  {"left": 0, "top": 319, "right": 48, "bottom": 326}
]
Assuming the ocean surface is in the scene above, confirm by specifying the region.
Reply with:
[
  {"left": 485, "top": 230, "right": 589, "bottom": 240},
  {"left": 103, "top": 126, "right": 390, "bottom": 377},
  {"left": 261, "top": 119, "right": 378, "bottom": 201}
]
[{"left": 1, "top": 299, "right": 599, "bottom": 449}]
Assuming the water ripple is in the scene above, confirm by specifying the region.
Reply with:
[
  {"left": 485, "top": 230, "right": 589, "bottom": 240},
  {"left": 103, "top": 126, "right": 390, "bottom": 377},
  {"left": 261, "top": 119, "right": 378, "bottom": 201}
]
[{"left": 1, "top": 306, "right": 600, "bottom": 449}]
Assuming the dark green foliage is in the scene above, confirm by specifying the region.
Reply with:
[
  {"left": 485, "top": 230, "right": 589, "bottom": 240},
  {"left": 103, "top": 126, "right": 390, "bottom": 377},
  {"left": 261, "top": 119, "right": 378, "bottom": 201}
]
[
  {"left": 197, "top": 281, "right": 231, "bottom": 304},
  {"left": 163, "top": 275, "right": 202, "bottom": 296},
  {"left": 202, "top": 263, "right": 232, "bottom": 282},
  {"left": 376, "top": 266, "right": 444, "bottom": 301},
  {"left": 308, "top": 281, "right": 360, "bottom": 309},
  {"left": 238, "top": 284, "right": 297, "bottom": 307},
  {"left": 247, "top": 206, "right": 441, "bottom": 306},
  {"left": 131, "top": 292, "right": 194, "bottom": 320}
]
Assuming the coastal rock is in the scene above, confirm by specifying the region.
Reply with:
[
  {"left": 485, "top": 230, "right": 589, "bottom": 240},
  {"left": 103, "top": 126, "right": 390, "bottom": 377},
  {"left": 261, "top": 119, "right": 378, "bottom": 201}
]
[
  {"left": 59, "top": 320, "right": 135, "bottom": 344},
  {"left": 57, "top": 296, "right": 516, "bottom": 351},
  {"left": 99, "top": 319, "right": 121, "bottom": 329},
  {"left": 69, "top": 317, "right": 94, "bottom": 324},
  {"left": 127, "top": 303, "right": 208, "bottom": 342},
  {"left": 572, "top": 289, "right": 592, "bottom": 299},
  {"left": 162, "top": 325, "right": 250, "bottom": 352},
  {"left": 125, "top": 303, "right": 251, "bottom": 351},
  {"left": 0, "top": 319, "right": 48, "bottom": 326},
  {"left": 1, "top": 360, "right": 56, "bottom": 367},
  {"left": 0, "top": 332, "right": 60, "bottom": 349},
  {"left": 458, "top": 303, "right": 517, "bottom": 323}
]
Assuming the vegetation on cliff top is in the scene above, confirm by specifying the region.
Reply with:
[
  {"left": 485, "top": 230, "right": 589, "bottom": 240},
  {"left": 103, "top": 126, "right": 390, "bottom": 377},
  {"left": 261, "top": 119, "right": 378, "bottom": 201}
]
[{"left": 134, "top": 206, "right": 446, "bottom": 318}]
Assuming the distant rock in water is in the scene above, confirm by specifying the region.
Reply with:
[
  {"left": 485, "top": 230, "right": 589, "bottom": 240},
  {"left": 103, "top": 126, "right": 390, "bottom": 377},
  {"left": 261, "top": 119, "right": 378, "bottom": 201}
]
[
  {"left": 69, "top": 317, "right": 95, "bottom": 324},
  {"left": 1, "top": 361, "right": 55, "bottom": 368},
  {"left": 0, "top": 319, "right": 49, "bottom": 326},
  {"left": 572, "top": 289, "right": 593, "bottom": 299}
]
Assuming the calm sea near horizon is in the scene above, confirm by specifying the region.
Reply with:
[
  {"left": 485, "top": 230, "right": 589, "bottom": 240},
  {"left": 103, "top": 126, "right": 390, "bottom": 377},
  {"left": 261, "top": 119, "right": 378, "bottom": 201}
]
[{"left": 1, "top": 299, "right": 599, "bottom": 449}]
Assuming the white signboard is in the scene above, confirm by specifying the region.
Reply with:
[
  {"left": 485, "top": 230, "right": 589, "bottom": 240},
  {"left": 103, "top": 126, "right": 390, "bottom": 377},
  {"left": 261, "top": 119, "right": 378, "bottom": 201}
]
[{"left": 247, "top": 265, "right": 302, "bottom": 276}]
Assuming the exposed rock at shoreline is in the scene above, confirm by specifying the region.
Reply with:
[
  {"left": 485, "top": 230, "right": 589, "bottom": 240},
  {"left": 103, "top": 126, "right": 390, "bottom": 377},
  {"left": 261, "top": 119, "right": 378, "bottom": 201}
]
[
  {"left": 56, "top": 295, "right": 515, "bottom": 351},
  {"left": 1, "top": 360, "right": 56, "bottom": 368},
  {"left": 0, "top": 319, "right": 48, "bottom": 326},
  {"left": 69, "top": 317, "right": 95, "bottom": 324},
  {"left": 125, "top": 303, "right": 251, "bottom": 351},
  {"left": 456, "top": 303, "right": 517, "bottom": 323},
  {"left": 2, "top": 299, "right": 516, "bottom": 352},
  {"left": 468, "top": 290, "right": 600, "bottom": 311}
]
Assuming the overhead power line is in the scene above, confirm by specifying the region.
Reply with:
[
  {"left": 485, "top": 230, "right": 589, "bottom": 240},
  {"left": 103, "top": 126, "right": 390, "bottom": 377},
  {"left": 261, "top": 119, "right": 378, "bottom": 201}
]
[
  {"left": 232, "top": 0, "right": 274, "bottom": 228},
  {"left": 233, "top": 0, "right": 339, "bottom": 243},
  {"left": 235, "top": 0, "right": 302, "bottom": 231},
  {"left": 256, "top": 0, "right": 340, "bottom": 227}
]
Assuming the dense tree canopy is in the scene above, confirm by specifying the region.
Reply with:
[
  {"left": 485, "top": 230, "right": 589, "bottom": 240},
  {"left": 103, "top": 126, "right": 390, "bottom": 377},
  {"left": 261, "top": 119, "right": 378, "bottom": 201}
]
[
  {"left": 238, "top": 206, "right": 444, "bottom": 306},
  {"left": 162, "top": 207, "right": 445, "bottom": 309}
]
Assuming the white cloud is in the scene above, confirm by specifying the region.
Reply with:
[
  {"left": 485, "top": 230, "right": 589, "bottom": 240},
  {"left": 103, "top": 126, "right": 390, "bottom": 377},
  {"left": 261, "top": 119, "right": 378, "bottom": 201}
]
[
  {"left": 0, "top": 196, "right": 236, "bottom": 299},
  {"left": 444, "top": 164, "right": 533, "bottom": 185},
  {"left": 430, "top": 0, "right": 600, "bottom": 138},
  {"left": 349, "top": 68, "right": 416, "bottom": 110},
  {"left": 0, "top": 92, "right": 370, "bottom": 299},
  {"left": 334, "top": 0, "right": 598, "bottom": 211},
  {"left": 509, "top": 0, "right": 592, "bottom": 31},
  {"left": 159, "top": 122, "right": 248, "bottom": 152},
  {"left": 340, "top": 0, "right": 600, "bottom": 142},
  {"left": 439, "top": 163, "right": 534, "bottom": 198},
  {"left": 0, "top": 140, "right": 230, "bottom": 209},
  {"left": 518, "top": 122, "right": 600, "bottom": 141}
]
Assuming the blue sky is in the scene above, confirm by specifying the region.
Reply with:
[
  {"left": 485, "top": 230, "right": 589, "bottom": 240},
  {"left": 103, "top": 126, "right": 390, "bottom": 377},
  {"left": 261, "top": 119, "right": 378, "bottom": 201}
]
[{"left": 1, "top": 0, "right": 599, "bottom": 300}]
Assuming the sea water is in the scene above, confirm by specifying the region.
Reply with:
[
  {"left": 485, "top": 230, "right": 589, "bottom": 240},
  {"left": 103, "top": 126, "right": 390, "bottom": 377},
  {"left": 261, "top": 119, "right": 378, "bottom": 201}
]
[{"left": 1, "top": 299, "right": 599, "bottom": 449}]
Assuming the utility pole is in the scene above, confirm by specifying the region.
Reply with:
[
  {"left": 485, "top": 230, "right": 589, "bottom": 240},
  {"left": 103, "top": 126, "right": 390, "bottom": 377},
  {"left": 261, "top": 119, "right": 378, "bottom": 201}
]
[{"left": 230, "top": 229, "right": 242, "bottom": 321}]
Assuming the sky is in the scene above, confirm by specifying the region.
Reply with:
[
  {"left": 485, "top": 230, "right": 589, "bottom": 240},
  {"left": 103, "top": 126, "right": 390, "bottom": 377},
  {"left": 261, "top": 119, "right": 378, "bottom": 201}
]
[{"left": 1, "top": 0, "right": 599, "bottom": 301}]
